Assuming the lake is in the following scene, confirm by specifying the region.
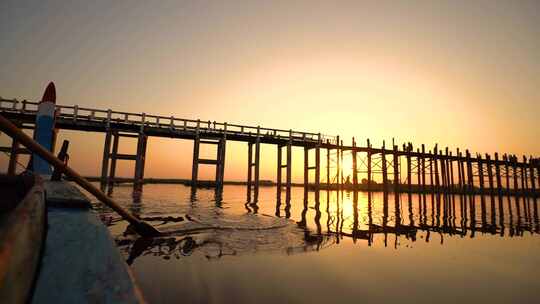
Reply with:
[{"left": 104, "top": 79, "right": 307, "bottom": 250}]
[{"left": 91, "top": 184, "right": 540, "bottom": 304}]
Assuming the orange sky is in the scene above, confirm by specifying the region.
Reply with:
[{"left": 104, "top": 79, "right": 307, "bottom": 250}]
[{"left": 1, "top": 1, "right": 539, "bottom": 181}]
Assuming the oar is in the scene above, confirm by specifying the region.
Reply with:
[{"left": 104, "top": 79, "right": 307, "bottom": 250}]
[{"left": 0, "top": 114, "right": 162, "bottom": 237}]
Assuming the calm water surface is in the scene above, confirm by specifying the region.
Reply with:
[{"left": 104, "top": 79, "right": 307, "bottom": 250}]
[{"left": 90, "top": 184, "right": 540, "bottom": 304}]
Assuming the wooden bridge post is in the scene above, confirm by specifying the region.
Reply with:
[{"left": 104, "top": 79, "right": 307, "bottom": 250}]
[
  {"left": 520, "top": 155, "right": 529, "bottom": 195},
  {"left": 367, "top": 139, "right": 372, "bottom": 191},
  {"left": 191, "top": 120, "right": 200, "bottom": 187},
  {"left": 486, "top": 153, "right": 494, "bottom": 194},
  {"left": 215, "top": 136, "right": 226, "bottom": 190},
  {"left": 304, "top": 146, "right": 309, "bottom": 195},
  {"left": 7, "top": 133, "right": 20, "bottom": 175},
  {"left": 460, "top": 151, "right": 467, "bottom": 193},
  {"left": 529, "top": 157, "right": 536, "bottom": 195},
  {"left": 286, "top": 130, "right": 292, "bottom": 200},
  {"left": 495, "top": 153, "right": 502, "bottom": 195},
  {"left": 247, "top": 142, "right": 253, "bottom": 200},
  {"left": 433, "top": 145, "right": 440, "bottom": 191},
  {"left": 100, "top": 131, "right": 112, "bottom": 187},
  {"left": 277, "top": 144, "right": 282, "bottom": 194},
  {"left": 340, "top": 139, "right": 344, "bottom": 189},
  {"left": 108, "top": 131, "right": 120, "bottom": 187},
  {"left": 315, "top": 136, "right": 321, "bottom": 190},
  {"left": 428, "top": 150, "right": 433, "bottom": 192},
  {"left": 456, "top": 148, "right": 463, "bottom": 191},
  {"left": 406, "top": 143, "right": 412, "bottom": 192},
  {"left": 512, "top": 155, "right": 519, "bottom": 195},
  {"left": 465, "top": 150, "right": 473, "bottom": 193},
  {"left": 503, "top": 154, "right": 510, "bottom": 193},
  {"left": 477, "top": 154, "right": 485, "bottom": 194},
  {"left": 326, "top": 140, "right": 330, "bottom": 189},
  {"left": 521, "top": 156, "right": 527, "bottom": 195},
  {"left": 421, "top": 144, "right": 426, "bottom": 191},
  {"left": 449, "top": 150, "right": 455, "bottom": 191},
  {"left": 444, "top": 149, "right": 450, "bottom": 190},
  {"left": 393, "top": 145, "right": 399, "bottom": 192},
  {"left": 416, "top": 148, "right": 422, "bottom": 190},
  {"left": 254, "top": 128, "right": 261, "bottom": 202},
  {"left": 335, "top": 136, "right": 340, "bottom": 188},
  {"left": 537, "top": 159, "right": 540, "bottom": 192},
  {"left": 134, "top": 132, "right": 148, "bottom": 188},
  {"left": 440, "top": 149, "right": 447, "bottom": 191},
  {"left": 381, "top": 142, "right": 388, "bottom": 190},
  {"left": 352, "top": 137, "right": 358, "bottom": 189}
]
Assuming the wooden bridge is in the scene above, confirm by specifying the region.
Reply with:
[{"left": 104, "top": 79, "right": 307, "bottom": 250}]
[{"left": 1, "top": 97, "right": 539, "bottom": 199}]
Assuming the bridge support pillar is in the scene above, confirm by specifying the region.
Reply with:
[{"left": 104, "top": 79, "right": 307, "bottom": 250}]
[
  {"left": 247, "top": 137, "right": 260, "bottom": 202},
  {"left": 352, "top": 138, "right": 357, "bottom": 190},
  {"left": 7, "top": 136, "right": 20, "bottom": 175},
  {"left": 326, "top": 142, "right": 330, "bottom": 189},
  {"left": 449, "top": 150, "right": 455, "bottom": 192},
  {"left": 486, "top": 154, "right": 494, "bottom": 194},
  {"left": 303, "top": 144, "right": 321, "bottom": 193},
  {"left": 529, "top": 158, "right": 536, "bottom": 195},
  {"left": 191, "top": 135, "right": 200, "bottom": 188},
  {"left": 367, "top": 139, "right": 372, "bottom": 191},
  {"left": 416, "top": 148, "right": 421, "bottom": 191},
  {"left": 304, "top": 146, "right": 308, "bottom": 195},
  {"left": 393, "top": 145, "right": 399, "bottom": 192},
  {"left": 495, "top": 153, "right": 502, "bottom": 195},
  {"left": 478, "top": 154, "right": 485, "bottom": 194},
  {"left": 521, "top": 156, "right": 527, "bottom": 195},
  {"left": 503, "top": 154, "right": 510, "bottom": 193},
  {"left": 134, "top": 133, "right": 148, "bottom": 189},
  {"left": 191, "top": 134, "right": 226, "bottom": 194},
  {"left": 512, "top": 156, "right": 519, "bottom": 195},
  {"left": 215, "top": 135, "right": 226, "bottom": 191},
  {"left": 381, "top": 144, "right": 387, "bottom": 191},
  {"left": 100, "top": 131, "right": 112, "bottom": 189},
  {"left": 108, "top": 131, "right": 120, "bottom": 188},
  {"left": 433, "top": 146, "right": 440, "bottom": 191},
  {"left": 465, "top": 150, "right": 474, "bottom": 193},
  {"left": 406, "top": 144, "right": 412, "bottom": 192}
]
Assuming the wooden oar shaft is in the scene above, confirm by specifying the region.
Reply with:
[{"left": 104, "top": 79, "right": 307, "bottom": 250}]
[{"left": 0, "top": 114, "right": 160, "bottom": 236}]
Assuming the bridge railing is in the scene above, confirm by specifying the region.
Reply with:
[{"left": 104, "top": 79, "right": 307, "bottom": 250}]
[{"left": 0, "top": 98, "right": 338, "bottom": 144}]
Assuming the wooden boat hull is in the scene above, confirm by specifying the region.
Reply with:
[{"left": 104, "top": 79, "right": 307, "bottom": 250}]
[{"left": 0, "top": 175, "right": 45, "bottom": 304}]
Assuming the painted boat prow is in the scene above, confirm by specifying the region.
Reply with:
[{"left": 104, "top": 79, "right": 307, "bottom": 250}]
[{"left": 32, "top": 82, "right": 57, "bottom": 176}]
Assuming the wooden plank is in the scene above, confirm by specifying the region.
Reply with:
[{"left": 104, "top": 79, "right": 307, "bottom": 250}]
[
  {"left": 44, "top": 181, "right": 91, "bottom": 208},
  {"left": 0, "top": 146, "right": 30, "bottom": 154},
  {"left": 116, "top": 154, "right": 138, "bottom": 160},
  {"left": 198, "top": 159, "right": 218, "bottom": 165}
]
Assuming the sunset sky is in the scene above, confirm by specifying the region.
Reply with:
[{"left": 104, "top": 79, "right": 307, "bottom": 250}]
[{"left": 1, "top": 0, "right": 539, "bottom": 182}]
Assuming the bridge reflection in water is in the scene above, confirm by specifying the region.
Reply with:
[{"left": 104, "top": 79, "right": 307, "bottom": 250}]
[{"left": 109, "top": 186, "right": 539, "bottom": 263}]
